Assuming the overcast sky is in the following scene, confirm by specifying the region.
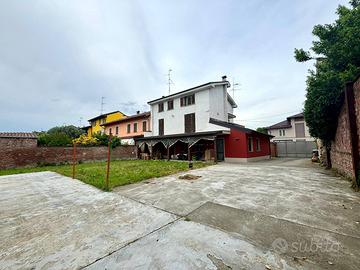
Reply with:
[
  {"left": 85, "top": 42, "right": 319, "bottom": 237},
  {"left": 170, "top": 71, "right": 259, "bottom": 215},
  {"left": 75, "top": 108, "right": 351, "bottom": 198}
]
[{"left": 0, "top": 0, "right": 348, "bottom": 132}]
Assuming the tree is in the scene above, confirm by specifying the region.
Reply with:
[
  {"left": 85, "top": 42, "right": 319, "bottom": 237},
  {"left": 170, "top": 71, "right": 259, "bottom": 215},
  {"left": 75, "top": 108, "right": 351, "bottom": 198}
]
[
  {"left": 256, "top": 127, "right": 268, "bottom": 134},
  {"left": 47, "top": 125, "right": 85, "bottom": 139},
  {"left": 295, "top": 1, "right": 360, "bottom": 146}
]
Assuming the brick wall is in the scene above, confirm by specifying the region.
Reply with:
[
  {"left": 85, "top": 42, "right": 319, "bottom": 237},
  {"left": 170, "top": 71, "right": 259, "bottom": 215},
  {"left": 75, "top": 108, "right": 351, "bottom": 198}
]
[
  {"left": 0, "top": 138, "right": 37, "bottom": 151},
  {"left": 331, "top": 76, "right": 360, "bottom": 180},
  {"left": 0, "top": 146, "right": 136, "bottom": 169}
]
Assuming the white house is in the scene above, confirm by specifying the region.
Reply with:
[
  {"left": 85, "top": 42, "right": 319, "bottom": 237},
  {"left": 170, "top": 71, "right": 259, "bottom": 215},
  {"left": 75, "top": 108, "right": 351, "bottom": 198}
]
[
  {"left": 266, "top": 113, "right": 313, "bottom": 142},
  {"left": 136, "top": 76, "right": 273, "bottom": 162},
  {"left": 146, "top": 76, "right": 237, "bottom": 137}
]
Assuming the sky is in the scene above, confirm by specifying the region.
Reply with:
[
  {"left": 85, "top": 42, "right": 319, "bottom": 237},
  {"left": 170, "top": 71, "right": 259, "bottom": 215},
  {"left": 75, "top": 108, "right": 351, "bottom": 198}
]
[{"left": 0, "top": 0, "right": 349, "bottom": 131}]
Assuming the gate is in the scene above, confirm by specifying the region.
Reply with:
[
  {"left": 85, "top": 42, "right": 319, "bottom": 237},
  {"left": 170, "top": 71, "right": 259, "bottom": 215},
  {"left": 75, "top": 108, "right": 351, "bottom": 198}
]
[{"left": 276, "top": 141, "right": 316, "bottom": 158}]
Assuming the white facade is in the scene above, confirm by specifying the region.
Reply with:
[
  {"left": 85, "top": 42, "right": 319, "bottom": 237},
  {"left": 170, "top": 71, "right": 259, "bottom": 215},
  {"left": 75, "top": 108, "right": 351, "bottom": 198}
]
[
  {"left": 267, "top": 116, "right": 313, "bottom": 142},
  {"left": 146, "top": 81, "right": 237, "bottom": 136}
]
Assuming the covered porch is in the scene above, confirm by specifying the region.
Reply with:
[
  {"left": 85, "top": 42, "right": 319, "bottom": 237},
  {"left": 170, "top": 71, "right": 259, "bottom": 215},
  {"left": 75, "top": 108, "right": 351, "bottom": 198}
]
[{"left": 135, "top": 131, "right": 227, "bottom": 162}]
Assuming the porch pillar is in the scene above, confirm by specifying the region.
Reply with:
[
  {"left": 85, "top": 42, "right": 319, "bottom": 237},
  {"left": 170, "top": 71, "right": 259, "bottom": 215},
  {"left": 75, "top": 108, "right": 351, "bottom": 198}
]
[
  {"left": 214, "top": 137, "right": 217, "bottom": 163},
  {"left": 188, "top": 144, "right": 191, "bottom": 161},
  {"left": 149, "top": 145, "right": 153, "bottom": 160},
  {"left": 167, "top": 144, "right": 170, "bottom": 161}
]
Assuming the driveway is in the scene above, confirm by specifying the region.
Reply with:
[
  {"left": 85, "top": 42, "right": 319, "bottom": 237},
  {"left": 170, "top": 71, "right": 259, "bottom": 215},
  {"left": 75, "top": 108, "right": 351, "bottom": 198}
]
[{"left": 1, "top": 159, "right": 360, "bottom": 269}]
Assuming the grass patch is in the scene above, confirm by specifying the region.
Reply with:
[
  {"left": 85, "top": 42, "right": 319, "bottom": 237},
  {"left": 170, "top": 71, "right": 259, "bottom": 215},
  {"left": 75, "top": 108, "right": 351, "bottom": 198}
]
[{"left": 0, "top": 160, "right": 211, "bottom": 190}]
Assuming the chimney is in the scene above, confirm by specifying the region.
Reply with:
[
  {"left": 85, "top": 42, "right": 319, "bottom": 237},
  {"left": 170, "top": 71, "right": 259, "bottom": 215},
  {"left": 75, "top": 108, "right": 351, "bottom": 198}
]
[
  {"left": 136, "top": 110, "right": 140, "bottom": 114},
  {"left": 222, "top": 75, "right": 227, "bottom": 81}
]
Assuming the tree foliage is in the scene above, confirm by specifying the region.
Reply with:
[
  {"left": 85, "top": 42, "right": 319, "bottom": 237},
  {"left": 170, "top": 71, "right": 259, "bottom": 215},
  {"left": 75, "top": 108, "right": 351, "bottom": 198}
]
[
  {"left": 47, "top": 125, "right": 85, "bottom": 139},
  {"left": 256, "top": 127, "right": 268, "bottom": 134},
  {"left": 295, "top": 1, "right": 360, "bottom": 143},
  {"left": 93, "top": 132, "right": 121, "bottom": 148},
  {"left": 38, "top": 132, "right": 73, "bottom": 147}
]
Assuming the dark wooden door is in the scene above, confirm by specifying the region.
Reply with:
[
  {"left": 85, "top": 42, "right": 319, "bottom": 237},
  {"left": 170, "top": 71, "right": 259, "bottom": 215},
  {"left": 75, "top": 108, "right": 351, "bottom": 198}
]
[
  {"left": 184, "top": 113, "right": 195, "bottom": 133},
  {"left": 216, "top": 138, "right": 225, "bottom": 161}
]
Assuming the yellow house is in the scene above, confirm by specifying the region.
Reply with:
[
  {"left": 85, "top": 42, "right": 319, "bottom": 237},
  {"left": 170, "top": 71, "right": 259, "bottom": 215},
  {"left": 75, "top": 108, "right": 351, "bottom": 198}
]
[{"left": 86, "top": 111, "right": 126, "bottom": 136}]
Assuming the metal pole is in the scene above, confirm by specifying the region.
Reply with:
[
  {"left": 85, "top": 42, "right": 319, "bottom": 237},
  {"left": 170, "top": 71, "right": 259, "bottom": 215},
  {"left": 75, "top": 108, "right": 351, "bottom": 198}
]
[
  {"left": 105, "top": 135, "right": 112, "bottom": 191},
  {"left": 72, "top": 142, "right": 76, "bottom": 179}
]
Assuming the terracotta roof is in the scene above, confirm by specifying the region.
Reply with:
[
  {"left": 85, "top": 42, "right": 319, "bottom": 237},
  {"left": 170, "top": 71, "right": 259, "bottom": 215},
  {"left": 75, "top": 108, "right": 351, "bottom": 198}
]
[
  {"left": 0, "top": 132, "right": 37, "bottom": 139},
  {"left": 101, "top": 111, "right": 150, "bottom": 126}
]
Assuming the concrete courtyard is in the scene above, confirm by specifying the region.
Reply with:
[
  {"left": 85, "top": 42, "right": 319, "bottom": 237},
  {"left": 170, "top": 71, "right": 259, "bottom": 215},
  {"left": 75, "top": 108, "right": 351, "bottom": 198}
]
[{"left": 1, "top": 159, "right": 360, "bottom": 269}]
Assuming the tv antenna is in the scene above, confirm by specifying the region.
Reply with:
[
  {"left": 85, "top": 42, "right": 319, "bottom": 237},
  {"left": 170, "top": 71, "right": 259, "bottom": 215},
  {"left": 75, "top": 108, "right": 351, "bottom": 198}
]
[
  {"left": 232, "top": 79, "right": 241, "bottom": 98},
  {"left": 79, "top": 117, "right": 83, "bottom": 127},
  {"left": 100, "top": 96, "right": 106, "bottom": 115},
  {"left": 167, "top": 69, "right": 174, "bottom": 95}
]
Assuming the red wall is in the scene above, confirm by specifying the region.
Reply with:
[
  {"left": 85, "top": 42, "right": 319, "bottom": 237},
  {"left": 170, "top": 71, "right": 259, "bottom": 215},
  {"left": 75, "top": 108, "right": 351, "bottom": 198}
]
[{"left": 224, "top": 128, "right": 270, "bottom": 158}]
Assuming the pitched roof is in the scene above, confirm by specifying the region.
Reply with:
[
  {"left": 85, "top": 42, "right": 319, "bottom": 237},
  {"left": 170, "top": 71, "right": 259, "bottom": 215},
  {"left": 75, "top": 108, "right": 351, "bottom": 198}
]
[
  {"left": 101, "top": 111, "right": 150, "bottom": 126},
  {"left": 0, "top": 132, "right": 37, "bottom": 139},
  {"left": 209, "top": 118, "right": 274, "bottom": 138},
  {"left": 87, "top": 110, "right": 125, "bottom": 122},
  {"left": 267, "top": 119, "right": 292, "bottom": 129},
  {"left": 287, "top": 112, "right": 304, "bottom": 119},
  {"left": 267, "top": 112, "right": 304, "bottom": 130},
  {"left": 147, "top": 81, "right": 232, "bottom": 104}
]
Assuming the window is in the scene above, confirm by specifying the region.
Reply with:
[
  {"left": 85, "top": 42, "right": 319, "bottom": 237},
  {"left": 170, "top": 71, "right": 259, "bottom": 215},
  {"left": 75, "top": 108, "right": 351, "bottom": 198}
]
[
  {"left": 283, "top": 129, "right": 286, "bottom": 136},
  {"left": 167, "top": 100, "right": 174, "bottom": 110},
  {"left": 101, "top": 118, "right": 106, "bottom": 124},
  {"left": 248, "top": 137, "right": 254, "bottom": 152},
  {"left": 279, "top": 130, "right": 282, "bottom": 136},
  {"left": 158, "top": 103, "right": 164, "bottom": 112},
  {"left": 127, "top": 123, "right": 131, "bottom": 133},
  {"left": 295, "top": 123, "right": 305, "bottom": 138},
  {"left": 109, "top": 128, "right": 112, "bottom": 135},
  {"left": 184, "top": 113, "right": 196, "bottom": 133},
  {"left": 115, "top": 126, "right": 119, "bottom": 135},
  {"left": 142, "top": 121, "right": 147, "bottom": 131},
  {"left": 256, "top": 138, "right": 261, "bottom": 151},
  {"left": 134, "top": 123, "right": 138, "bottom": 133},
  {"left": 159, "top": 119, "right": 164, "bottom": 136},
  {"left": 180, "top": 94, "right": 195, "bottom": 107}
]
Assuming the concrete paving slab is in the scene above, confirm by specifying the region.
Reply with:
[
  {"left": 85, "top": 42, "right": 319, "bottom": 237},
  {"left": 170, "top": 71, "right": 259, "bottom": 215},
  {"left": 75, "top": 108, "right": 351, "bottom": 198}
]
[
  {"left": 85, "top": 220, "right": 316, "bottom": 270},
  {"left": 115, "top": 161, "right": 360, "bottom": 238},
  {"left": 187, "top": 202, "right": 360, "bottom": 270},
  {"left": 0, "top": 172, "right": 177, "bottom": 270}
]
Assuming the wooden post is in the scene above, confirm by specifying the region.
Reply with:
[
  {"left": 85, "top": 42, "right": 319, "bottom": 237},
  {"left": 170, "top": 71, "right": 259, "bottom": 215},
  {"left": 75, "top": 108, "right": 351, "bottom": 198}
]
[
  {"left": 72, "top": 142, "right": 76, "bottom": 179},
  {"left": 214, "top": 138, "right": 217, "bottom": 163},
  {"left": 167, "top": 145, "right": 170, "bottom": 161},
  {"left": 105, "top": 135, "right": 112, "bottom": 191}
]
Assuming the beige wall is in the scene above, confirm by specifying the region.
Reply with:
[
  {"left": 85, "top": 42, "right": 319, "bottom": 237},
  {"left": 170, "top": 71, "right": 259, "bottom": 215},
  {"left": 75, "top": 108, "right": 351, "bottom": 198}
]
[{"left": 268, "top": 118, "right": 313, "bottom": 142}]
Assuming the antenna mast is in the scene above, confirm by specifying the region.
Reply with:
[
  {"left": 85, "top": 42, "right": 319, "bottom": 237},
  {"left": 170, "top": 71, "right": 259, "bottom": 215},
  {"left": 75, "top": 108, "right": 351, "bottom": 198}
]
[
  {"left": 232, "top": 79, "right": 240, "bottom": 98},
  {"left": 100, "top": 96, "right": 105, "bottom": 115},
  {"left": 167, "top": 69, "right": 172, "bottom": 95}
]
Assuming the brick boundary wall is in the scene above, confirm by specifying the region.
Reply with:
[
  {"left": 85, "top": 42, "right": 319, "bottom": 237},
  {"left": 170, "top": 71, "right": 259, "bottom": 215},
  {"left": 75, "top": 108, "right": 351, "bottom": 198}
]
[
  {"left": 331, "top": 76, "right": 360, "bottom": 181},
  {"left": 0, "top": 146, "right": 136, "bottom": 170},
  {"left": 0, "top": 138, "right": 37, "bottom": 151},
  {"left": 331, "top": 100, "right": 355, "bottom": 179}
]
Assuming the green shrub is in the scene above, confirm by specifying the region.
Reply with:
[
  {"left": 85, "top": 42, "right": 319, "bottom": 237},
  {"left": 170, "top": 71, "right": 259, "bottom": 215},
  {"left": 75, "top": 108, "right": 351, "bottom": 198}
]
[
  {"left": 38, "top": 132, "right": 72, "bottom": 147},
  {"left": 93, "top": 132, "right": 121, "bottom": 148},
  {"left": 47, "top": 125, "right": 85, "bottom": 138}
]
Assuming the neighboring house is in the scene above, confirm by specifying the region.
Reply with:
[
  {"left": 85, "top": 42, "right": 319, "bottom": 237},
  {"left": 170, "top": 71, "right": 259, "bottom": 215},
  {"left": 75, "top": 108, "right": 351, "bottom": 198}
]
[
  {"left": 0, "top": 132, "right": 37, "bottom": 151},
  {"left": 266, "top": 113, "right": 313, "bottom": 142},
  {"left": 85, "top": 111, "right": 126, "bottom": 136},
  {"left": 101, "top": 111, "right": 151, "bottom": 145},
  {"left": 136, "top": 76, "right": 273, "bottom": 162}
]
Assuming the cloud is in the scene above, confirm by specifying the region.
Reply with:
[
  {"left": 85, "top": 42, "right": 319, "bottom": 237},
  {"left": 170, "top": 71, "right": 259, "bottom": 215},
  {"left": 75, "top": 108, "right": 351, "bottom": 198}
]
[{"left": 0, "top": 0, "right": 348, "bottom": 131}]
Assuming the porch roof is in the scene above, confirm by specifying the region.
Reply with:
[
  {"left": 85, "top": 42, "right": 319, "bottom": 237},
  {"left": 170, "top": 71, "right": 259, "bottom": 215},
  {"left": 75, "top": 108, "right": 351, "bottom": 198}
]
[{"left": 135, "top": 130, "right": 228, "bottom": 148}]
